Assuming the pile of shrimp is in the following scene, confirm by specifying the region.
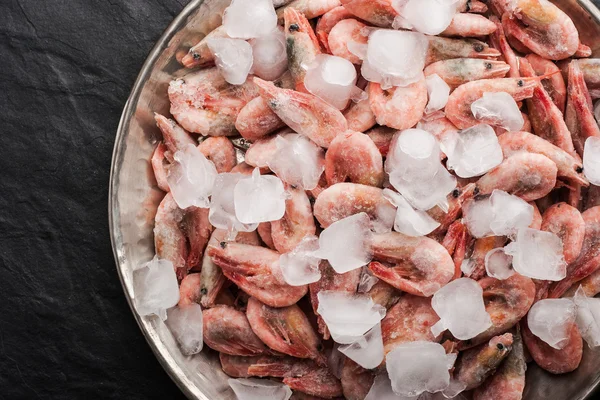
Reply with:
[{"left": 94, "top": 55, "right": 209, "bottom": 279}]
[{"left": 148, "top": 0, "right": 600, "bottom": 398}]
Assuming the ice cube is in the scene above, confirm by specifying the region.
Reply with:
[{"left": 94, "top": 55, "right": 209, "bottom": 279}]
[
  {"left": 484, "top": 247, "right": 515, "bottom": 280},
  {"left": 279, "top": 235, "right": 322, "bottom": 286},
  {"left": 134, "top": 257, "right": 180, "bottom": 321},
  {"left": 228, "top": 378, "right": 292, "bottom": 400},
  {"left": 328, "top": 344, "right": 346, "bottom": 379},
  {"left": 166, "top": 304, "right": 204, "bottom": 355},
  {"left": 167, "top": 144, "right": 218, "bottom": 209},
  {"left": 266, "top": 134, "right": 325, "bottom": 190},
  {"left": 317, "top": 291, "right": 386, "bottom": 344},
  {"left": 362, "top": 30, "right": 429, "bottom": 89},
  {"left": 314, "top": 213, "right": 373, "bottom": 274},
  {"left": 430, "top": 278, "right": 492, "bottom": 340},
  {"left": 305, "top": 54, "right": 358, "bottom": 110},
  {"left": 573, "top": 286, "right": 600, "bottom": 347},
  {"left": 358, "top": 267, "right": 380, "bottom": 293},
  {"left": 527, "top": 298, "right": 576, "bottom": 349},
  {"left": 441, "top": 124, "right": 503, "bottom": 179},
  {"left": 397, "top": 0, "right": 457, "bottom": 35},
  {"left": 504, "top": 228, "right": 567, "bottom": 281},
  {"left": 584, "top": 137, "right": 600, "bottom": 186},
  {"left": 365, "top": 373, "right": 410, "bottom": 400},
  {"left": 425, "top": 74, "right": 450, "bottom": 115},
  {"left": 471, "top": 92, "right": 525, "bottom": 132},
  {"left": 234, "top": 168, "right": 287, "bottom": 224},
  {"left": 339, "top": 323, "right": 385, "bottom": 369},
  {"left": 489, "top": 189, "right": 534, "bottom": 237},
  {"left": 462, "top": 197, "right": 495, "bottom": 238},
  {"left": 386, "top": 341, "right": 456, "bottom": 397},
  {"left": 250, "top": 26, "right": 288, "bottom": 81},
  {"left": 372, "top": 201, "right": 398, "bottom": 234},
  {"left": 383, "top": 189, "right": 441, "bottom": 237},
  {"left": 207, "top": 38, "right": 254, "bottom": 85},
  {"left": 209, "top": 173, "right": 259, "bottom": 233},
  {"left": 222, "top": 0, "right": 277, "bottom": 40}
]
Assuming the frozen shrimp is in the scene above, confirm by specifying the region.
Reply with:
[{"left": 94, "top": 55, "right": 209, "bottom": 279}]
[
  {"left": 340, "top": 359, "right": 374, "bottom": 400},
  {"left": 441, "top": 13, "right": 497, "bottom": 38},
  {"left": 339, "top": 0, "right": 396, "bottom": 28},
  {"left": 277, "top": 0, "right": 342, "bottom": 21},
  {"left": 526, "top": 54, "right": 567, "bottom": 112},
  {"left": 198, "top": 137, "right": 236, "bottom": 173},
  {"left": 181, "top": 25, "right": 228, "bottom": 69},
  {"left": 368, "top": 80, "right": 428, "bottom": 130},
  {"left": 541, "top": 203, "right": 585, "bottom": 264},
  {"left": 463, "top": 236, "right": 507, "bottom": 281},
  {"left": 489, "top": 16, "right": 520, "bottom": 79},
  {"left": 271, "top": 185, "right": 316, "bottom": 253},
  {"left": 328, "top": 19, "right": 369, "bottom": 64},
  {"left": 284, "top": 8, "right": 321, "bottom": 93},
  {"left": 423, "top": 59, "right": 510, "bottom": 88},
  {"left": 202, "top": 306, "right": 268, "bottom": 356},
  {"left": 316, "top": 6, "right": 354, "bottom": 52},
  {"left": 151, "top": 143, "right": 170, "bottom": 192},
  {"left": 344, "top": 97, "right": 377, "bottom": 133},
  {"left": 154, "top": 193, "right": 188, "bottom": 280},
  {"left": 426, "top": 36, "right": 501, "bottom": 66},
  {"left": 365, "top": 126, "right": 395, "bottom": 157}
]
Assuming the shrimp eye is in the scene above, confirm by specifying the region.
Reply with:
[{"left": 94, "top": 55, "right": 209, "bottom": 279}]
[
  {"left": 200, "top": 288, "right": 208, "bottom": 295},
  {"left": 485, "top": 62, "right": 492, "bottom": 70},
  {"left": 289, "top": 23, "right": 300, "bottom": 32},
  {"left": 474, "top": 43, "right": 484, "bottom": 52},
  {"left": 517, "top": 80, "right": 524, "bottom": 87},
  {"left": 577, "top": 166, "right": 584, "bottom": 173},
  {"left": 452, "top": 189, "right": 460, "bottom": 198},
  {"left": 317, "top": 343, "right": 324, "bottom": 352},
  {"left": 496, "top": 343, "right": 505, "bottom": 350},
  {"left": 192, "top": 52, "right": 200, "bottom": 60},
  {"left": 473, "top": 186, "right": 480, "bottom": 196},
  {"left": 220, "top": 241, "right": 227, "bottom": 249}
]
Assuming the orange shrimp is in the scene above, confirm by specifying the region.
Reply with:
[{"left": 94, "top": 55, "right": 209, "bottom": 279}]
[
  {"left": 154, "top": 113, "right": 196, "bottom": 158},
  {"left": 316, "top": 6, "right": 354, "bottom": 52},
  {"left": 198, "top": 137, "right": 236, "bottom": 173},
  {"left": 328, "top": 19, "right": 369, "bottom": 65},
  {"left": 426, "top": 36, "right": 501, "bottom": 66},
  {"left": 366, "top": 126, "right": 395, "bottom": 157},
  {"left": 423, "top": 59, "right": 510, "bottom": 88},
  {"left": 235, "top": 97, "right": 286, "bottom": 142},
  {"left": 526, "top": 54, "right": 567, "bottom": 113},
  {"left": 271, "top": 184, "right": 316, "bottom": 253},
  {"left": 541, "top": 202, "right": 585, "bottom": 264},
  {"left": 441, "top": 13, "right": 497, "bottom": 38},
  {"left": 489, "top": 15, "right": 520, "bottom": 79},
  {"left": 367, "top": 80, "right": 427, "bottom": 130},
  {"left": 181, "top": 25, "right": 228, "bottom": 69},
  {"left": 284, "top": 7, "right": 321, "bottom": 93},
  {"left": 339, "top": 0, "right": 396, "bottom": 28}
]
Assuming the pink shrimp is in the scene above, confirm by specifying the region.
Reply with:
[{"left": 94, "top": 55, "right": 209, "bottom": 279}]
[
  {"left": 521, "top": 318, "right": 583, "bottom": 374},
  {"left": 473, "top": 329, "right": 526, "bottom": 400},
  {"left": 441, "top": 13, "right": 497, "bottom": 38},
  {"left": 428, "top": 185, "right": 476, "bottom": 238},
  {"left": 310, "top": 261, "right": 361, "bottom": 339},
  {"left": 381, "top": 295, "right": 440, "bottom": 357},
  {"left": 548, "top": 206, "right": 600, "bottom": 298},
  {"left": 313, "top": 183, "right": 396, "bottom": 228},
  {"left": 328, "top": 19, "right": 369, "bottom": 65},
  {"left": 207, "top": 242, "right": 308, "bottom": 307},
  {"left": 445, "top": 77, "right": 539, "bottom": 129},
  {"left": 181, "top": 25, "right": 228, "bottom": 69},
  {"left": 339, "top": 0, "right": 396, "bottom": 28},
  {"left": 456, "top": 0, "right": 488, "bottom": 13},
  {"left": 463, "top": 236, "right": 507, "bottom": 281},
  {"left": 277, "top": 0, "right": 342, "bottom": 21},
  {"left": 231, "top": 161, "right": 255, "bottom": 175},
  {"left": 202, "top": 306, "right": 268, "bottom": 356},
  {"left": 151, "top": 143, "right": 170, "bottom": 192},
  {"left": 154, "top": 193, "right": 188, "bottom": 280},
  {"left": 198, "top": 137, "right": 236, "bottom": 173},
  {"left": 423, "top": 59, "right": 510, "bottom": 88},
  {"left": 366, "top": 126, "right": 395, "bottom": 157},
  {"left": 246, "top": 297, "right": 325, "bottom": 364},
  {"left": 284, "top": 7, "right": 322, "bottom": 93},
  {"left": 564, "top": 267, "right": 600, "bottom": 297},
  {"left": 244, "top": 134, "right": 279, "bottom": 172},
  {"left": 271, "top": 184, "right": 316, "bottom": 253},
  {"left": 519, "top": 58, "right": 578, "bottom": 157},
  {"left": 325, "top": 130, "right": 384, "bottom": 187},
  {"left": 284, "top": 367, "right": 344, "bottom": 399},
  {"left": 154, "top": 113, "right": 196, "bottom": 158},
  {"left": 344, "top": 97, "right": 377, "bottom": 133},
  {"left": 565, "top": 60, "right": 600, "bottom": 157},
  {"left": 426, "top": 36, "right": 501, "bottom": 66},
  {"left": 474, "top": 153, "right": 558, "bottom": 202},
  {"left": 219, "top": 354, "right": 262, "bottom": 378},
  {"left": 246, "top": 355, "right": 315, "bottom": 378},
  {"left": 235, "top": 97, "right": 286, "bottom": 142},
  {"left": 369, "top": 232, "right": 455, "bottom": 297},
  {"left": 497, "top": 131, "right": 587, "bottom": 187},
  {"left": 253, "top": 78, "right": 348, "bottom": 148},
  {"left": 257, "top": 222, "right": 276, "bottom": 250},
  {"left": 366, "top": 279, "right": 401, "bottom": 309},
  {"left": 316, "top": 6, "right": 354, "bottom": 52},
  {"left": 500, "top": 0, "right": 580, "bottom": 60},
  {"left": 526, "top": 54, "right": 567, "bottom": 113},
  {"left": 574, "top": 59, "right": 600, "bottom": 99},
  {"left": 442, "top": 220, "right": 471, "bottom": 280},
  {"left": 489, "top": 16, "right": 520, "bottom": 79},
  {"left": 454, "top": 334, "right": 514, "bottom": 391},
  {"left": 182, "top": 207, "right": 213, "bottom": 270},
  {"left": 541, "top": 203, "right": 585, "bottom": 264},
  {"left": 368, "top": 80, "right": 427, "bottom": 130},
  {"left": 459, "top": 274, "right": 535, "bottom": 349},
  {"left": 340, "top": 359, "right": 374, "bottom": 400},
  {"left": 178, "top": 273, "right": 202, "bottom": 307}
]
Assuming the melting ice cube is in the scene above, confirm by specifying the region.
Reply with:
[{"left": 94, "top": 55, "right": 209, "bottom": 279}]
[
  {"left": 383, "top": 189, "right": 441, "bottom": 236},
  {"left": 395, "top": 0, "right": 457, "bottom": 35},
  {"left": 358, "top": 267, "right": 380, "bottom": 293},
  {"left": 528, "top": 298, "right": 576, "bottom": 349},
  {"left": 234, "top": 168, "right": 286, "bottom": 224},
  {"left": 489, "top": 189, "right": 534, "bottom": 237},
  {"left": 471, "top": 92, "right": 524, "bottom": 132},
  {"left": 314, "top": 213, "right": 373, "bottom": 274},
  {"left": 317, "top": 291, "right": 386, "bottom": 344},
  {"left": 166, "top": 304, "right": 204, "bottom": 355},
  {"left": 167, "top": 144, "right": 218, "bottom": 209},
  {"left": 386, "top": 341, "right": 456, "bottom": 397},
  {"left": 431, "top": 278, "right": 492, "bottom": 340},
  {"left": 365, "top": 373, "right": 406, "bottom": 400},
  {"left": 134, "top": 257, "right": 180, "bottom": 321},
  {"left": 574, "top": 286, "right": 600, "bottom": 347},
  {"left": 222, "top": 0, "right": 277, "bottom": 39},
  {"left": 584, "top": 137, "right": 600, "bottom": 186},
  {"left": 442, "top": 124, "right": 503, "bottom": 179},
  {"left": 305, "top": 54, "right": 358, "bottom": 110},
  {"left": 250, "top": 26, "right": 288, "bottom": 81},
  {"left": 339, "top": 323, "right": 385, "bottom": 369},
  {"left": 209, "top": 173, "right": 258, "bottom": 233},
  {"left": 425, "top": 74, "right": 450, "bottom": 114},
  {"left": 279, "top": 235, "right": 322, "bottom": 286},
  {"left": 266, "top": 134, "right": 325, "bottom": 190},
  {"left": 207, "top": 38, "right": 254, "bottom": 85},
  {"left": 462, "top": 197, "right": 495, "bottom": 238},
  {"left": 504, "top": 228, "right": 567, "bottom": 281},
  {"left": 228, "top": 378, "right": 292, "bottom": 400},
  {"left": 484, "top": 247, "right": 515, "bottom": 280},
  {"left": 362, "top": 30, "right": 429, "bottom": 89}
]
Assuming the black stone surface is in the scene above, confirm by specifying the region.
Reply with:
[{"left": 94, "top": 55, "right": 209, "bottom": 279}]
[{"left": 0, "top": 1, "right": 187, "bottom": 399}]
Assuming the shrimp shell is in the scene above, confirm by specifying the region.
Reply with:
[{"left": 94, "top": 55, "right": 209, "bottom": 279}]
[{"left": 202, "top": 306, "right": 268, "bottom": 356}]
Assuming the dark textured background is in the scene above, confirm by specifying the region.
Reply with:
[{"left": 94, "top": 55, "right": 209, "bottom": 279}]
[{"left": 0, "top": 1, "right": 187, "bottom": 398}]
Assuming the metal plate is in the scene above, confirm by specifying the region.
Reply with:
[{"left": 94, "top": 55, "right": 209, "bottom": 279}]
[{"left": 109, "top": 1, "right": 600, "bottom": 399}]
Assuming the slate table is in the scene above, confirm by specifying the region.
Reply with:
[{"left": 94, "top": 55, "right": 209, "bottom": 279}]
[{"left": 2, "top": 1, "right": 600, "bottom": 400}]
